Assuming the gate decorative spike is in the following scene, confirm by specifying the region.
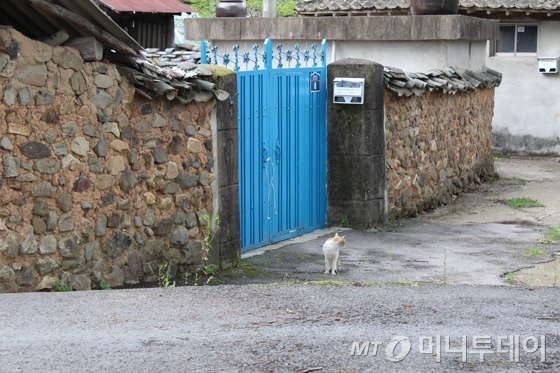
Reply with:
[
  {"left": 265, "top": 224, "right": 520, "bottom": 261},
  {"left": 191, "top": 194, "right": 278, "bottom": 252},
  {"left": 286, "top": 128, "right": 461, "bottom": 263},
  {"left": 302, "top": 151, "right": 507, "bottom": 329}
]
[
  {"left": 253, "top": 44, "right": 260, "bottom": 71},
  {"left": 285, "top": 44, "right": 293, "bottom": 68},
  {"left": 295, "top": 44, "right": 301, "bottom": 68},
  {"left": 312, "top": 43, "right": 318, "bottom": 67},
  {"left": 233, "top": 45, "right": 240, "bottom": 72},
  {"left": 223, "top": 50, "right": 231, "bottom": 68},
  {"left": 242, "top": 50, "right": 251, "bottom": 70},
  {"left": 276, "top": 44, "right": 283, "bottom": 69},
  {"left": 211, "top": 45, "right": 218, "bottom": 65},
  {"left": 303, "top": 43, "right": 310, "bottom": 67}
]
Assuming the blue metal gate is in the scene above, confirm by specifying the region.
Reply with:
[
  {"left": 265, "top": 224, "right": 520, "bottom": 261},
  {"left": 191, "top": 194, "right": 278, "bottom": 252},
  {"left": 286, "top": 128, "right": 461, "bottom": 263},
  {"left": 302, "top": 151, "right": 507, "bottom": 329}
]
[{"left": 202, "top": 39, "right": 327, "bottom": 252}]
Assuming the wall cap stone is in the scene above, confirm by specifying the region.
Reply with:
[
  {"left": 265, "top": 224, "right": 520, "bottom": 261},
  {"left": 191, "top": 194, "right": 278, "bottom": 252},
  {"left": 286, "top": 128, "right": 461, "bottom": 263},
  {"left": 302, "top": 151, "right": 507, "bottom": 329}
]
[{"left": 184, "top": 15, "right": 498, "bottom": 41}]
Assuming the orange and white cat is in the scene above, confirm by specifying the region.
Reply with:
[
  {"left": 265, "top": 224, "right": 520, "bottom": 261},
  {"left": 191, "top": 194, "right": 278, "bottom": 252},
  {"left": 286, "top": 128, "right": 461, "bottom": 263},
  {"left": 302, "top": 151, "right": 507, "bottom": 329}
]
[{"left": 323, "top": 233, "right": 345, "bottom": 275}]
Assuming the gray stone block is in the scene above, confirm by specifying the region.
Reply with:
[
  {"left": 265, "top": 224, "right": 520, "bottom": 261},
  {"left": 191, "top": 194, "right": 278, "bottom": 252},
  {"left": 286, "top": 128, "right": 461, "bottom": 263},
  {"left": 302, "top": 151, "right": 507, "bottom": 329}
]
[
  {"left": 16, "top": 267, "right": 34, "bottom": 286},
  {"left": 327, "top": 154, "right": 386, "bottom": 200},
  {"left": 70, "top": 274, "right": 91, "bottom": 291},
  {"left": 17, "top": 87, "right": 33, "bottom": 106},
  {"left": 84, "top": 241, "right": 99, "bottom": 263},
  {"left": 327, "top": 108, "right": 385, "bottom": 156},
  {"left": 102, "top": 231, "right": 132, "bottom": 258},
  {"left": 35, "top": 258, "right": 61, "bottom": 276},
  {"left": 328, "top": 198, "right": 387, "bottom": 229},
  {"left": 58, "top": 234, "right": 82, "bottom": 258}
]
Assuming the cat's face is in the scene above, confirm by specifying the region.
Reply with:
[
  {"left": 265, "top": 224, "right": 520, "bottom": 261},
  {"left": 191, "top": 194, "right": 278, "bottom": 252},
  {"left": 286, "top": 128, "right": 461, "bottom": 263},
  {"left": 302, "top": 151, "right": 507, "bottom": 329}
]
[{"left": 333, "top": 233, "right": 345, "bottom": 246}]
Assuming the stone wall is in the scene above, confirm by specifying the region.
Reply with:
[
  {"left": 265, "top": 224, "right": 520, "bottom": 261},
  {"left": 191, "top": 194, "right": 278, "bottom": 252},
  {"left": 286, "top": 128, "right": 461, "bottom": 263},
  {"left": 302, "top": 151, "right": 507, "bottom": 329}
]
[
  {"left": 384, "top": 88, "right": 495, "bottom": 219},
  {"left": 0, "top": 29, "right": 225, "bottom": 292}
]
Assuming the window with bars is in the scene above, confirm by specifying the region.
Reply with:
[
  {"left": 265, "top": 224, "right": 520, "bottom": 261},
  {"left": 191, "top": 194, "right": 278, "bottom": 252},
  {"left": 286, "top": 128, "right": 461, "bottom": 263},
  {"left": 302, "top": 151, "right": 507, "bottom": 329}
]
[{"left": 495, "top": 24, "right": 538, "bottom": 56}]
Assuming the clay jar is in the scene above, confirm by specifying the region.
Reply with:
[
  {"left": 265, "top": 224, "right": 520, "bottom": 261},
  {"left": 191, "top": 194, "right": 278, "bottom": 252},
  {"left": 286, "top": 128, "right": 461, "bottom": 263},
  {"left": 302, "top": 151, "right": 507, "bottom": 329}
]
[
  {"left": 216, "top": 0, "right": 247, "bottom": 17},
  {"left": 409, "top": 0, "right": 460, "bottom": 15}
]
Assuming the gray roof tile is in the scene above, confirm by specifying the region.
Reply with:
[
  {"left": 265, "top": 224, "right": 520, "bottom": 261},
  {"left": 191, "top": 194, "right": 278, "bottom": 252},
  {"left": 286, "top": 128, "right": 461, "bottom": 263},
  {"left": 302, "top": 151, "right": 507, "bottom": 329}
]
[
  {"left": 383, "top": 66, "right": 502, "bottom": 96},
  {"left": 296, "top": 0, "right": 560, "bottom": 13}
]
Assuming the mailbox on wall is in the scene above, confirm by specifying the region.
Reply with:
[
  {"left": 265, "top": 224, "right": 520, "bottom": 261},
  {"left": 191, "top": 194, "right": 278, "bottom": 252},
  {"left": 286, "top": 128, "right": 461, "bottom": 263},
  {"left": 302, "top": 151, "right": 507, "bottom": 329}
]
[
  {"left": 333, "top": 78, "right": 365, "bottom": 104},
  {"left": 538, "top": 57, "right": 559, "bottom": 74}
]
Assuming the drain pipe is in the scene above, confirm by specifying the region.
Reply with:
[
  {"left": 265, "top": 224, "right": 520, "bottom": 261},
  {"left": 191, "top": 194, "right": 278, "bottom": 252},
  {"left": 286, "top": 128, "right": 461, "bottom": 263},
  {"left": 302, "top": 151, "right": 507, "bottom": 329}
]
[{"left": 331, "top": 40, "right": 337, "bottom": 63}]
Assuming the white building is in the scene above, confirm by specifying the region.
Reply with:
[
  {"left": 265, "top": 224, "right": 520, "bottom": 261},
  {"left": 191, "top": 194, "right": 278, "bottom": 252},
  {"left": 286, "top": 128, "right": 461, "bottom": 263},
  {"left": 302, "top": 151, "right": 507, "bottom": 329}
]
[{"left": 295, "top": 0, "right": 560, "bottom": 155}]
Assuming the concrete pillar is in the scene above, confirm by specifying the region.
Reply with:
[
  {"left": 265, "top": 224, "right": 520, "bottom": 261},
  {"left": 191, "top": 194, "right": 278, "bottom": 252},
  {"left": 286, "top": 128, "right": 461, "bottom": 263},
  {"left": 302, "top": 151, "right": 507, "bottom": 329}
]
[
  {"left": 208, "top": 67, "right": 240, "bottom": 269},
  {"left": 327, "top": 59, "right": 387, "bottom": 229}
]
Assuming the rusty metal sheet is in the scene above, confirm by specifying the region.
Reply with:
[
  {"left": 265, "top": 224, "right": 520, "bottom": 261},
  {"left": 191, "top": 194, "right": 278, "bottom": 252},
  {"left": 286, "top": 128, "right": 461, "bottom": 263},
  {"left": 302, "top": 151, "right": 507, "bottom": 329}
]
[{"left": 99, "top": 0, "right": 196, "bottom": 14}]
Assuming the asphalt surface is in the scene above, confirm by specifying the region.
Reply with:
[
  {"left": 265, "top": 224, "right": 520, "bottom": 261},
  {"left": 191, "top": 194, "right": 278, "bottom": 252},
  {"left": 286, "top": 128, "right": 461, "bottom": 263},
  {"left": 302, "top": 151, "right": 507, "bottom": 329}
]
[
  {"left": 1, "top": 156, "right": 560, "bottom": 372},
  {"left": 0, "top": 285, "right": 559, "bottom": 372},
  {"left": 236, "top": 222, "right": 557, "bottom": 287}
]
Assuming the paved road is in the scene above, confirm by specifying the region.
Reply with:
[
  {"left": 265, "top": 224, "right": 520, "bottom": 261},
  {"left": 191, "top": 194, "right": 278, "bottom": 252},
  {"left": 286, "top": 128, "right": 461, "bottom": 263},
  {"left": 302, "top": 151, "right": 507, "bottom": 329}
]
[
  {"left": 0, "top": 285, "right": 558, "bottom": 372},
  {"left": 1, "top": 156, "right": 560, "bottom": 373}
]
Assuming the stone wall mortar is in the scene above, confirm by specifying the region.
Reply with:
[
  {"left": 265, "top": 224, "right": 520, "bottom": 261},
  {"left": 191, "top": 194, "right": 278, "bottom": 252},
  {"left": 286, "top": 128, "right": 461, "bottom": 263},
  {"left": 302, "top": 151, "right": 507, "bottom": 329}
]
[
  {"left": 0, "top": 29, "right": 216, "bottom": 292},
  {"left": 384, "top": 88, "right": 495, "bottom": 219}
]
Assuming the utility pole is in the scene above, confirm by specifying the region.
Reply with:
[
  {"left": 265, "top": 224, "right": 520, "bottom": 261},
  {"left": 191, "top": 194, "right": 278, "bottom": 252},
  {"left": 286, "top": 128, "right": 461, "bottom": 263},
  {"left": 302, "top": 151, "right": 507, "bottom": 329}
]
[{"left": 263, "top": 0, "right": 276, "bottom": 17}]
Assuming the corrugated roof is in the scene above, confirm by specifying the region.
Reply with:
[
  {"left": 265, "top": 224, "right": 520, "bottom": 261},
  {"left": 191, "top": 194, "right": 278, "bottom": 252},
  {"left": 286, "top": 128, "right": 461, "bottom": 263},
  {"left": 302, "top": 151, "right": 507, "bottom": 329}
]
[
  {"left": 295, "top": 0, "right": 560, "bottom": 14},
  {"left": 99, "top": 0, "right": 196, "bottom": 14}
]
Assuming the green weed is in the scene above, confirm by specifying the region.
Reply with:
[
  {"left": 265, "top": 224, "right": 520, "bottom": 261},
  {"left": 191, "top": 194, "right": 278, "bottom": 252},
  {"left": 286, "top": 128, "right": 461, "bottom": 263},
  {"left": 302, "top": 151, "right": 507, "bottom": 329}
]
[
  {"left": 358, "top": 259, "right": 368, "bottom": 263},
  {"left": 515, "top": 178, "right": 529, "bottom": 185},
  {"left": 490, "top": 172, "right": 500, "bottom": 181},
  {"left": 341, "top": 217, "right": 351, "bottom": 228},
  {"left": 503, "top": 197, "right": 544, "bottom": 209},
  {"left": 231, "top": 262, "right": 270, "bottom": 278},
  {"left": 297, "top": 253, "right": 311, "bottom": 260},
  {"left": 522, "top": 248, "right": 549, "bottom": 257},
  {"left": 99, "top": 281, "right": 111, "bottom": 290},
  {"left": 54, "top": 282, "right": 72, "bottom": 292},
  {"left": 195, "top": 214, "right": 221, "bottom": 285},
  {"left": 153, "top": 262, "right": 175, "bottom": 288},
  {"left": 503, "top": 272, "right": 516, "bottom": 284},
  {"left": 207, "top": 278, "right": 223, "bottom": 285},
  {"left": 540, "top": 225, "right": 560, "bottom": 244}
]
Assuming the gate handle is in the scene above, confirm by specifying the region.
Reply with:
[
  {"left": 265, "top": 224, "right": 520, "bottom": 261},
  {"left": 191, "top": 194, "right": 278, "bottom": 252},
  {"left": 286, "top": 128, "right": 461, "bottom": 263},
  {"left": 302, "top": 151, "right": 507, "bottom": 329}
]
[
  {"left": 275, "top": 140, "right": 281, "bottom": 165},
  {"left": 262, "top": 143, "right": 268, "bottom": 168}
]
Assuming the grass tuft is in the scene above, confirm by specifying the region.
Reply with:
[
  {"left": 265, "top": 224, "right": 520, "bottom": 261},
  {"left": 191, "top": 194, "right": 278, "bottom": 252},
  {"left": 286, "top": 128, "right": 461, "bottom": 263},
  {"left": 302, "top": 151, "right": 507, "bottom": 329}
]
[
  {"left": 540, "top": 225, "right": 560, "bottom": 244},
  {"left": 54, "top": 282, "right": 73, "bottom": 292},
  {"left": 503, "top": 272, "right": 516, "bottom": 284},
  {"left": 503, "top": 197, "right": 544, "bottom": 209},
  {"left": 522, "top": 248, "right": 549, "bottom": 257}
]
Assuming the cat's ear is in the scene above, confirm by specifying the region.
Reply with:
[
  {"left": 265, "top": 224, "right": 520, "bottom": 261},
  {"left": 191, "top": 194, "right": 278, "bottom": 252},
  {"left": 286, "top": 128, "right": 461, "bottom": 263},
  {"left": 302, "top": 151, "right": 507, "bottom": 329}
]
[
  {"left": 335, "top": 232, "right": 340, "bottom": 237},
  {"left": 341, "top": 236, "right": 345, "bottom": 239}
]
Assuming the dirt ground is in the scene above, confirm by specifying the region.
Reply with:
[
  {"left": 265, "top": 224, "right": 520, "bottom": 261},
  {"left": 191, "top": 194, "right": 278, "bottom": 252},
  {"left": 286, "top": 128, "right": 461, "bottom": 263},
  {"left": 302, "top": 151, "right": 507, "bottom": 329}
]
[
  {"left": 220, "top": 156, "right": 560, "bottom": 287},
  {"left": 417, "top": 155, "right": 560, "bottom": 286}
]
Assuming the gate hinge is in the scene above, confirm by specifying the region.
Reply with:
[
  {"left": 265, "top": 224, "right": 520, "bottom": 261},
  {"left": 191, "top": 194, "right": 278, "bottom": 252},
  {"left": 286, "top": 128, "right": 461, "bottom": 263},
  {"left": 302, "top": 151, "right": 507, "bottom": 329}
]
[{"left": 229, "top": 91, "right": 239, "bottom": 105}]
